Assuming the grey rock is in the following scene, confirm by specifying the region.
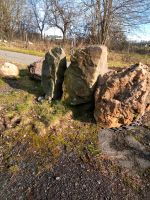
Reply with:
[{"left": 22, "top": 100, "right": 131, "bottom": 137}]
[
  {"left": 63, "top": 45, "right": 108, "bottom": 107},
  {"left": 42, "top": 47, "right": 67, "bottom": 100}
]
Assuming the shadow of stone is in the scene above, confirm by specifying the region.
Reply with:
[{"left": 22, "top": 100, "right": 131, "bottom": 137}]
[
  {"left": 3, "top": 69, "right": 43, "bottom": 97},
  {"left": 68, "top": 103, "right": 96, "bottom": 123},
  {"left": 3, "top": 68, "right": 95, "bottom": 124}
]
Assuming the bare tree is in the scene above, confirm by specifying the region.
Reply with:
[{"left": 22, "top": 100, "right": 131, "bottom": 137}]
[
  {"left": 82, "top": 0, "right": 150, "bottom": 45},
  {"left": 0, "top": 0, "right": 26, "bottom": 39},
  {"left": 29, "top": 0, "right": 49, "bottom": 39},
  {"left": 49, "top": 0, "right": 76, "bottom": 43}
]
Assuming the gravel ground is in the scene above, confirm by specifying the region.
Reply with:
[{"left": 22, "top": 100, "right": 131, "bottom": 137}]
[{"left": 0, "top": 153, "right": 144, "bottom": 200}]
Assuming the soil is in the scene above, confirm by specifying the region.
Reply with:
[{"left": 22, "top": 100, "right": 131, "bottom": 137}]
[{"left": 1, "top": 153, "right": 149, "bottom": 200}]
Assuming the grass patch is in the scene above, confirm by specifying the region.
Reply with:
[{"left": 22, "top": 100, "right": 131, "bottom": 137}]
[
  {"left": 0, "top": 67, "right": 100, "bottom": 174},
  {"left": 0, "top": 78, "right": 5, "bottom": 87},
  {"left": 0, "top": 45, "right": 44, "bottom": 57}
]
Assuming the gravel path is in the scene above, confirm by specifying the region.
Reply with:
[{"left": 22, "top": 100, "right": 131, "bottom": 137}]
[{"left": 0, "top": 50, "right": 42, "bottom": 65}]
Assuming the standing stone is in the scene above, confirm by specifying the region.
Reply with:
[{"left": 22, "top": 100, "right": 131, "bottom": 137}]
[
  {"left": 42, "top": 47, "right": 67, "bottom": 100},
  {"left": 94, "top": 63, "right": 150, "bottom": 128},
  {"left": 63, "top": 45, "right": 108, "bottom": 106}
]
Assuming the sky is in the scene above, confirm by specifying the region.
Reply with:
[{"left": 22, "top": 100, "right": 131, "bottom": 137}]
[
  {"left": 44, "top": 24, "right": 150, "bottom": 42},
  {"left": 44, "top": 27, "right": 63, "bottom": 37},
  {"left": 127, "top": 24, "right": 150, "bottom": 42}
]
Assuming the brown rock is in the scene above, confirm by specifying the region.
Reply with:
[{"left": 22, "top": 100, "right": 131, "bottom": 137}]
[
  {"left": 94, "top": 63, "right": 150, "bottom": 128},
  {"left": 63, "top": 45, "right": 108, "bottom": 106},
  {"left": 28, "top": 59, "right": 44, "bottom": 81}
]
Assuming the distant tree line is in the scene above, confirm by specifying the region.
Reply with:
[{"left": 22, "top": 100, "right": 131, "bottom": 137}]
[{"left": 0, "top": 0, "right": 150, "bottom": 48}]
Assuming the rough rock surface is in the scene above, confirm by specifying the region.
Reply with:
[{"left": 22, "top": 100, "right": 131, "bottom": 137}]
[
  {"left": 98, "top": 125, "right": 150, "bottom": 172},
  {"left": 63, "top": 45, "right": 108, "bottom": 106},
  {"left": 94, "top": 63, "right": 150, "bottom": 128},
  {"left": 0, "top": 62, "right": 19, "bottom": 77},
  {"left": 42, "top": 47, "right": 67, "bottom": 99},
  {"left": 28, "top": 59, "right": 43, "bottom": 80}
]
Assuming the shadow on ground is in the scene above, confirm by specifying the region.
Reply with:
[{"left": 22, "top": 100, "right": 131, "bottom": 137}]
[
  {"left": 69, "top": 104, "right": 95, "bottom": 123},
  {"left": 2, "top": 69, "right": 43, "bottom": 97},
  {"left": 2, "top": 68, "right": 95, "bottom": 123}
]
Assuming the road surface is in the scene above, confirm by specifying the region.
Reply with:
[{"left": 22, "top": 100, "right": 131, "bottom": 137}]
[{"left": 0, "top": 50, "right": 42, "bottom": 65}]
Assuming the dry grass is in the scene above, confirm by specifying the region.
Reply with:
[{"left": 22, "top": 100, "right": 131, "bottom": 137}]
[
  {"left": 0, "top": 40, "right": 71, "bottom": 58},
  {"left": 1, "top": 40, "right": 150, "bottom": 68},
  {"left": 108, "top": 51, "right": 150, "bottom": 67}
]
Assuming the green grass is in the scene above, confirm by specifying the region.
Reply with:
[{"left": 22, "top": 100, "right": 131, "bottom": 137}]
[
  {"left": 0, "top": 65, "right": 99, "bottom": 174},
  {"left": 0, "top": 78, "right": 5, "bottom": 86},
  {"left": 0, "top": 45, "right": 44, "bottom": 57}
]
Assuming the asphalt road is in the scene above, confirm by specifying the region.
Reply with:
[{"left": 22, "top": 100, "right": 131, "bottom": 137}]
[{"left": 0, "top": 50, "right": 42, "bottom": 65}]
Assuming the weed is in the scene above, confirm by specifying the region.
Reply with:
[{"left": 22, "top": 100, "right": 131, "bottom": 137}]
[
  {"left": 108, "top": 51, "right": 150, "bottom": 68},
  {"left": 123, "top": 174, "right": 142, "bottom": 192},
  {"left": 0, "top": 78, "right": 5, "bottom": 86},
  {"left": 9, "top": 165, "right": 20, "bottom": 174}
]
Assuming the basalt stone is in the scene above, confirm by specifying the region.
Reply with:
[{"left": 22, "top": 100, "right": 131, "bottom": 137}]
[{"left": 42, "top": 47, "right": 67, "bottom": 100}]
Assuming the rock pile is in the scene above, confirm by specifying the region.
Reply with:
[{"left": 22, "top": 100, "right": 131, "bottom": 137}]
[
  {"left": 94, "top": 63, "right": 150, "bottom": 128},
  {"left": 30, "top": 45, "right": 149, "bottom": 128},
  {"left": 63, "top": 45, "right": 108, "bottom": 106}
]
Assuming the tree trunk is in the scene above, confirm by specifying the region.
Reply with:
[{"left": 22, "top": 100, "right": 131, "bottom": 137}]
[
  {"left": 100, "top": 0, "right": 113, "bottom": 45},
  {"left": 96, "top": 0, "right": 101, "bottom": 44},
  {"left": 40, "top": 30, "right": 43, "bottom": 39},
  {"left": 62, "top": 31, "right": 66, "bottom": 44}
]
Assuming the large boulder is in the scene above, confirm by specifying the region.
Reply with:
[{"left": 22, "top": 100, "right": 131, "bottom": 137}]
[
  {"left": 42, "top": 47, "right": 67, "bottom": 100},
  {"left": 0, "top": 62, "right": 19, "bottom": 77},
  {"left": 28, "top": 59, "right": 43, "bottom": 81},
  {"left": 94, "top": 63, "right": 150, "bottom": 128},
  {"left": 63, "top": 45, "right": 108, "bottom": 106}
]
